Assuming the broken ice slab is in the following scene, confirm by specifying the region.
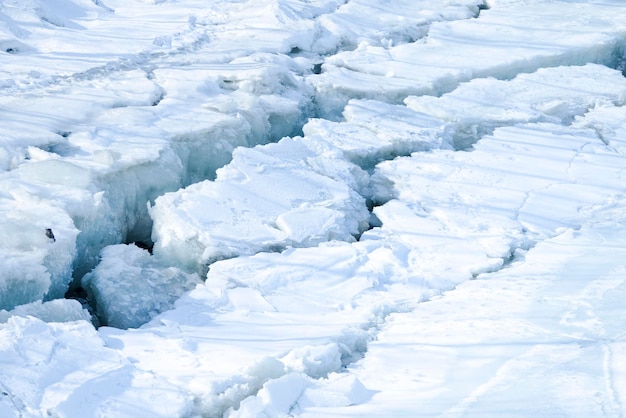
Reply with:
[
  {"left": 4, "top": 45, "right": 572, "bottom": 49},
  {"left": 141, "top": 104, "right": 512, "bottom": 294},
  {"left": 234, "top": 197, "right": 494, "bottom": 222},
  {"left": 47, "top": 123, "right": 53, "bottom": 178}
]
[{"left": 150, "top": 136, "right": 370, "bottom": 273}]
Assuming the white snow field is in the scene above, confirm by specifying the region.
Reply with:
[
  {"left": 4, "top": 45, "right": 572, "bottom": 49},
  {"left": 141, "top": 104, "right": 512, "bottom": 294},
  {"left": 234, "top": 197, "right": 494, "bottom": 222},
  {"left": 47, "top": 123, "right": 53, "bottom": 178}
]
[{"left": 1, "top": 0, "right": 626, "bottom": 416}]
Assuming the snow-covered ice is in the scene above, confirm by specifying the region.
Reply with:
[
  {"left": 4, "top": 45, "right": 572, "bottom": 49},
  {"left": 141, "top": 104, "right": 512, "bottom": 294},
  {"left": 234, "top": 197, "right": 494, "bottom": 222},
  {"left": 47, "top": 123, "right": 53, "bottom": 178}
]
[
  {"left": 1, "top": 0, "right": 626, "bottom": 416},
  {"left": 0, "top": 315, "right": 192, "bottom": 417},
  {"left": 305, "top": 210, "right": 626, "bottom": 417},
  {"left": 311, "top": 0, "right": 626, "bottom": 118},
  {"left": 303, "top": 99, "right": 454, "bottom": 167},
  {"left": 149, "top": 135, "right": 371, "bottom": 273},
  {"left": 405, "top": 63, "right": 626, "bottom": 148}
]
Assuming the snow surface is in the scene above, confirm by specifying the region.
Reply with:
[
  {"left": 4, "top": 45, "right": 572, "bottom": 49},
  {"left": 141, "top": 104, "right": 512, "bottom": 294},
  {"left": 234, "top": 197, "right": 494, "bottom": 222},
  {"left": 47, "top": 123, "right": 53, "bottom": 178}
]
[{"left": 1, "top": 0, "right": 626, "bottom": 416}]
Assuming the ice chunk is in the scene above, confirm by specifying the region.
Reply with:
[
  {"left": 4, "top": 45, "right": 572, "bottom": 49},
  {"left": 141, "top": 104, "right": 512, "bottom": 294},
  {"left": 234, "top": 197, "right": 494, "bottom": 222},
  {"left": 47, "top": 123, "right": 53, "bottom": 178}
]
[
  {"left": 303, "top": 99, "right": 453, "bottom": 167},
  {"left": 573, "top": 104, "right": 626, "bottom": 152},
  {"left": 93, "top": 239, "right": 398, "bottom": 415},
  {"left": 0, "top": 2, "right": 320, "bottom": 311},
  {"left": 364, "top": 199, "right": 519, "bottom": 287},
  {"left": 230, "top": 372, "right": 312, "bottom": 417},
  {"left": 229, "top": 371, "right": 374, "bottom": 416},
  {"left": 371, "top": 122, "right": 622, "bottom": 239},
  {"left": 365, "top": 121, "right": 626, "bottom": 289},
  {"left": 0, "top": 192, "right": 78, "bottom": 310},
  {"left": 151, "top": 55, "right": 314, "bottom": 185},
  {"left": 0, "top": 299, "right": 90, "bottom": 323},
  {"left": 299, "top": 373, "right": 374, "bottom": 408},
  {"left": 280, "top": 343, "right": 343, "bottom": 379},
  {"left": 405, "top": 64, "right": 626, "bottom": 148},
  {"left": 150, "top": 136, "right": 370, "bottom": 273},
  {"left": 0, "top": 70, "right": 164, "bottom": 167},
  {"left": 82, "top": 244, "right": 201, "bottom": 329}
]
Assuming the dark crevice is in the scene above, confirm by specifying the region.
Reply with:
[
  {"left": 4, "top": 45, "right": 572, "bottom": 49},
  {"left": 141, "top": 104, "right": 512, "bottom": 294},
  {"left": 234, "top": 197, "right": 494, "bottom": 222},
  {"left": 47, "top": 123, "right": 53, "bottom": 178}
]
[
  {"left": 473, "top": 2, "right": 490, "bottom": 18},
  {"left": 151, "top": 91, "right": 165, "bottom": 106},
  {"left": 65, "top": 286, "right": 101, "bottom": 327},
  {"left": 311, "top": 62, "right": 322, "bottom": 74},
  {"left": 130, "top": 239, "right": 154, "bottom": 254}
]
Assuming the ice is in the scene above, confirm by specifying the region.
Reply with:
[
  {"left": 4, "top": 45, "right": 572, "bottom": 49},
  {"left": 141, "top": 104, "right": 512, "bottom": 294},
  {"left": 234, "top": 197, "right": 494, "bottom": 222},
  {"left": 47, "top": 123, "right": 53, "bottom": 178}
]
[
  {"left": 371, "top": 122, "right": 623, "bottom": 240},
  {"left": 81, "top": 244, "right": 201, "bottom": 328},
  {"left": 0, "top": 190, "right": 78, "bottom": 310},
  {"left": 313, "top": 217, "right": 626, "bottom": 416},
  {"left": 2, "top": 0, "right": 626, "bottom": 415},
  {"left": 0, "top": 316, "right": 192, "bottom": 417},
  {"left": 229, "top": 371, "right": 374, "bottom": 416},
  {"left": 405, "top": 63, "right": 626, "bottom": 148},
  {"left": 290, "top": 118, "right": 626, "bottom": 414},
  {"left": 299, "top": 373, "right": 374, "bottom": 409},
  {"left": 92, "top": 231, "right": 473, "bottom": 415},
  {"left": 303, "top": 99, "right": 454, "bottom": 167},
  {"left": 0, "top": 68, "right": 183, "bottom": 304},
  {"left": 91, "top": 241, "right": 377, "bottom": 415},
  {"left": 150, "top": 136, "right": 370, "bottom": 273},
  {"left": 311, "top": 1, "right": 626, "bottom": 118},
  {"left": 573, "top": 103, "right": 626, "bottom": 152},
  {"left": 0, "top": 299, "right": 90, "bottom": 324},
  {"left": 0, "top": 2, "right": 318, "bottom": 303},
  {"left": 312, "top": 0, "right": 484, "bottom": 54}
]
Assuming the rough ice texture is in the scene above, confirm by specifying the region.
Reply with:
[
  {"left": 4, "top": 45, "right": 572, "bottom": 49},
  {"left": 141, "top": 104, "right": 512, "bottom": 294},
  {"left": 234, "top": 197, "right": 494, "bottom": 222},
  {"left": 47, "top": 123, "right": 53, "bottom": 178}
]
[
  {"left": 383, "top": 121, "right": 620, "bottom": 221},
  {"left": 82, "top": 244, "right": 201, "bottom": 329},
  {"left": 303, "top": 99, "right": 454, "bottom": 167},
  {"left": 0, "top": 192, "right": 78, "bottom": 310},
  {"left": 2, "top": 0, "right": 626, "bottom": 416},
  {"left": 310, "top": 2, "right": 626, "bottom": 118},
  {"left": 0, "top": 315, "right": 192, "bottom": 417},
  {"left": 405, "top": 63, "right": 626, "bottom": 148},
  {"left": 150, "top": 136, "right": 370, "bottom": 273},
  {"left": 0, "top": 38, "right": 313, "bottom": 308},
  {"left": 0, "top": 299, "right": 91, "bottom": 324},
  {"left": 308, "top": 0, "right": 483, "bottom": 55}
]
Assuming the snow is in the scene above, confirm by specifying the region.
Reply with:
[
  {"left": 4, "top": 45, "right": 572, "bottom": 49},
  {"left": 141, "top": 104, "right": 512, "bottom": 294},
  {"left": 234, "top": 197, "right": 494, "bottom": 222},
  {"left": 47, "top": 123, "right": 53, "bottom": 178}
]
[
  {"left": 1, "top": 0, "right": 626, "bottom": 416},
  {"left": 0, "top": 315, "right": 192, "bottom": 417},
  {"left": 311, "top": 219, "right": 626, "bottom": 417}
]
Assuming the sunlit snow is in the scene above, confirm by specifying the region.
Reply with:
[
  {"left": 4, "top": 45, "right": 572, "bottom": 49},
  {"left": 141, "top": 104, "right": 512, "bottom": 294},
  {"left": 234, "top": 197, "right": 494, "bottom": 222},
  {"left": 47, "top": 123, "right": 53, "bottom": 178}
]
[{"left": 1, "top": 0, "right": 626, "bottom": 417}]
